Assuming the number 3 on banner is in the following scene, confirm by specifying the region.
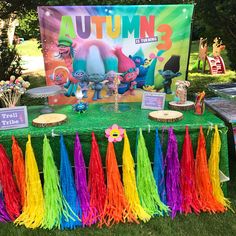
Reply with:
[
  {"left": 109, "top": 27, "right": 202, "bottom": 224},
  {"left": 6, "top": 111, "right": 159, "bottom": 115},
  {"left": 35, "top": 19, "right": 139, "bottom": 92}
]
[{"left": 157, "top": 24, "right": 172, "bottom": 50}]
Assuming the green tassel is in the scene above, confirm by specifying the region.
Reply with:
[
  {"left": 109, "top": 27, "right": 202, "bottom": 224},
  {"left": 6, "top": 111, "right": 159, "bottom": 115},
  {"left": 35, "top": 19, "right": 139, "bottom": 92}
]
[
  {"left": 42, "top": 135, "right": 64, "bottom": 229},
  {"left": 136, "top": 129, "right": 169, "bottom": 216}
]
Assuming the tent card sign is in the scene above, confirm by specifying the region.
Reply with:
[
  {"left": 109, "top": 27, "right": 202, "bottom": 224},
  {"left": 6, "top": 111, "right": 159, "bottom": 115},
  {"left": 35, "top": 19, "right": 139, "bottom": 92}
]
[
  {"left": 38, "top": 5, "right": 194, "bottom": 105},
  {"left": 141, "top": 92, "right": 166, "bottom": 110},
  {"left": 0, "top": 106, "right": 28, "bottom": 130}
]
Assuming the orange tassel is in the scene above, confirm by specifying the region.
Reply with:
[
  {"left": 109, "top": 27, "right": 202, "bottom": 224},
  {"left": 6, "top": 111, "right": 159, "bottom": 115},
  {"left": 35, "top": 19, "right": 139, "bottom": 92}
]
[
  {"left": 12, "top": 136, "right": 26, "bottom": 207},
  {"left": 99, "top": 142, "right": 138, "bottom": 227},
  {"left": 195, "top": 127, "right": 225, "bottom": 213}
]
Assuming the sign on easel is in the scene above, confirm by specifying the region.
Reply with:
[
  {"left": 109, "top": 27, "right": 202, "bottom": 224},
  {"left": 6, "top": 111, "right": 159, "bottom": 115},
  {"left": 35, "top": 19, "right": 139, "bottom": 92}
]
[
  {"left": 141, "top": 92, "right": 166, "bottom": 110},
  {"left": 0, "top": 106, "right": 28, "bottom": 130}
]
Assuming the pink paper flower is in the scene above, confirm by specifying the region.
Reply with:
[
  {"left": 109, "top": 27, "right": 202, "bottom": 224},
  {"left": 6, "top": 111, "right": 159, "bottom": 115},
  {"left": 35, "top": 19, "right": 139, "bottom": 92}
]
[{"left": 105, "top": 124, "right": 124, "bottom": 143}]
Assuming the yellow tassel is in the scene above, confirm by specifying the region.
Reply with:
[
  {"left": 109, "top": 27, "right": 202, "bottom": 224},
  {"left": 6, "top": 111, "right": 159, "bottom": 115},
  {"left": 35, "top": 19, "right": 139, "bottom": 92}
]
[
  {"left": 14, "top": 135, "right": 44, "bottom": 229},
  {"left": 208, "top": 125, "right": 231, "bottom": 210},
  {"left": 122, "top": 131, "right": 151, "bottom": 222}
]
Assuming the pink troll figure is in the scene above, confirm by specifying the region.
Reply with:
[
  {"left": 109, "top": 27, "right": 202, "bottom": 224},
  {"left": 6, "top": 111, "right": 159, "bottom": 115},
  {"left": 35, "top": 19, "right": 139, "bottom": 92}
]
[{"left": 114, "top": 47, "right": 139, "bottom": 95}]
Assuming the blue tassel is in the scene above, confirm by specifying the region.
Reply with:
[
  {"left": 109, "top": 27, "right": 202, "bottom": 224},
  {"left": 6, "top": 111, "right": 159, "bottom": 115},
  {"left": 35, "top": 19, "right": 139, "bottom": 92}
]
[
  {"left": 60, "top": 135, "right": 82, "bottom": 229},
  {"left": 153, "top": 128, "right": 167, "bottom": 205}
]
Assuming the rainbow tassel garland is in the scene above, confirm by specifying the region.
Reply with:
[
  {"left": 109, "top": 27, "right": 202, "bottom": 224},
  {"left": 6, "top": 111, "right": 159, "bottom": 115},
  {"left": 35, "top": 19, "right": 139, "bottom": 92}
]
[
  {"left": 74, "top": 133, "right": 93, "bottom": 226},
  {"left": 153, "top": 128, "right": 167, "bottom": 205},
  {"left": 0, "top": 124, "right": 229, "bottom": 229},
  {"left": 208, "top": 125, "right": 231, "bottom": 210},
  {"left": 88, "top": 132, "right": 106, "bottom": 224},
  {"left": 42, "top": 135, "right": 64, "bottom": 229},
  {"left": 60, "top": 135, "right": 82, "bottom": 229},
  {"left": 165, "top": 127, "right": 182, "bottom": 218},
  {"left": 14, "top": 135, "right": 44, "bottom": 229},
  {"left": 180, "top": 126, "right": 201, "bottom": 214},
  {"left": 0, "top": 144, "right": 21, "bottom": 220},
  {"left": 99, "top": 142, "right": 137, "bottom": 227},
  {"left": 122, "top": 131, "right": 151, "bottom": 222},
  {"left": 136, "top": 129, "right": 169, "bottom": 216},
  {"left": 195, "top": 126, "right": 225, "bottom": 213},
  {"left": 12, "top": 136, "right": 26, "bottom": 207}
]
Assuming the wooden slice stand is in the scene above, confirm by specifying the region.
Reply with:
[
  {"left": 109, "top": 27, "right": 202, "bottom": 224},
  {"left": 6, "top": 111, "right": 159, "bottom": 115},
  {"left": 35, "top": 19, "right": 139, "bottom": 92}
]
[
  {"left": 149, "top": 110, "right": 183, "bottom": 122},
  {"left": 32, "top": 113, "right": 67, "bottom": 127},
  {"left": 169, "top": 101, "right": 194, "bottom": 111}
]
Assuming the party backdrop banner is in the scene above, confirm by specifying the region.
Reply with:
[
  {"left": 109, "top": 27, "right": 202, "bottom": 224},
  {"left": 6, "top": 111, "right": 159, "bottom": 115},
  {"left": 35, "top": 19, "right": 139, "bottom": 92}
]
[{"left": 38, "top": 5, "right": 194, "bottom": 105}]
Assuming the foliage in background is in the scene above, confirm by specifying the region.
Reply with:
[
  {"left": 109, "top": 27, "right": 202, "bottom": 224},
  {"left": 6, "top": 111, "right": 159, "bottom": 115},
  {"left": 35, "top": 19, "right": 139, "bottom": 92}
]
[
  {"left": 194, "top": 1, "right": 236, "bottom": 70},
  {"left": 1, "top": 0, "right": 236, "bottom": 72},
  {"left": 15, "top": 10, "right": 39, "bottom": 40},
  {"left": 0, "top": 27, "right": 23, "bottom": 81}
]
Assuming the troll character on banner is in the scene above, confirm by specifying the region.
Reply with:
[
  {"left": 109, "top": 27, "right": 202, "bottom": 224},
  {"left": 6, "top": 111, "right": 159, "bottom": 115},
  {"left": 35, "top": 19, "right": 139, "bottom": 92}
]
[
  {"left": 115, "top": 47, "right": 139, "bottom": 95},
  {"left": 57, "top": 35, "right": 139, "bottom": 99},
  {"left": 159, "top": 55, "right": 182, "bottom": 94},
  {"left": 129, "top": 47, "right": 152, "bottom": 88}
]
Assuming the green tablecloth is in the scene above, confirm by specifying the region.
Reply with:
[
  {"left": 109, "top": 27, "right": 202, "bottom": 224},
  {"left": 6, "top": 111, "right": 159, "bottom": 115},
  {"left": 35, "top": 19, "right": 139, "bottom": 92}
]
[{"left": 0, "top": 102, "right": 229, "bottom": 193}]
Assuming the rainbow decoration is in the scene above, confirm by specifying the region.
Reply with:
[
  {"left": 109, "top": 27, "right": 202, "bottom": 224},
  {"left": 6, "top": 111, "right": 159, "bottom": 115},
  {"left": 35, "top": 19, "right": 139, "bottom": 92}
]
[{"left": 0, "top": 125, "right": 230, "bottom": 230}]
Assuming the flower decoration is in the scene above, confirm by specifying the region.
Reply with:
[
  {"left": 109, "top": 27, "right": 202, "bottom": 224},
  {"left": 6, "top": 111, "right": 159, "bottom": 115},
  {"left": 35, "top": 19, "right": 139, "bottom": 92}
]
[
  {"left": 0, "top": 76, "right": 30, "bottom": 107},
  {"left": 105, "top": 124, "right": 124, "bottom": 143}
]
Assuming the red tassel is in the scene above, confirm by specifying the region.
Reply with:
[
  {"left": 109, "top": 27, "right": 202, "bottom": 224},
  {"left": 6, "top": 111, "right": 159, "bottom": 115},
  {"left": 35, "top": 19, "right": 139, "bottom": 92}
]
[
  {"left": 180, "top": 126, "right": 201, "bottom": 214},
  {"left": 87, "top": 132, "right": 107, "bottom": 224},
  {"left": 12, "top": 136, "right": 26, "bottom": 207},
  {"left": 99, "top": 142, "right": 138, "bottom": 227},
  {"left": 195, "top": 126, "right": 225, "bottom": 213},
  {"left": 0, "top": 144, "right": 21, "bottom": 220}
]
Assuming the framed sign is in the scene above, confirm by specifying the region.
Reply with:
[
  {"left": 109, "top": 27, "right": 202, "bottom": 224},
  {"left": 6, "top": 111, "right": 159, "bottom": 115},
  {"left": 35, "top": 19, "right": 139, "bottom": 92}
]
[
  {"left": 0, "top": 106, "right": 28, "bottom": 130},
  {"left": 141, "top": 92, "right": 166, "bottom": 110}
]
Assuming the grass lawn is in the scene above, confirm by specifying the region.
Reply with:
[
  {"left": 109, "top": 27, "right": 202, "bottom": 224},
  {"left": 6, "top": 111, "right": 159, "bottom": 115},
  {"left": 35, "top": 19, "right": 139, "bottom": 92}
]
[
  {"left": 16, "top": 39, "right": 43, "bottom": 57},
  {"left": 1, "top": 40, "right": 236, "bottom": 235}
]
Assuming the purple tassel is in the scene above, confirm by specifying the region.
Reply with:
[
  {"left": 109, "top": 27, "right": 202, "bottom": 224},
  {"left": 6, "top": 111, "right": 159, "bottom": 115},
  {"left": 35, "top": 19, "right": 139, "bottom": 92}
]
[
  {"left": 0, "top": 194, "right": 10, "bottom": 222},
  {"left": 165, "top": 127, "right": 182, "bottom": 218},
  {"left": 74, "top": 133, "right": 93, "bottom": 226}
]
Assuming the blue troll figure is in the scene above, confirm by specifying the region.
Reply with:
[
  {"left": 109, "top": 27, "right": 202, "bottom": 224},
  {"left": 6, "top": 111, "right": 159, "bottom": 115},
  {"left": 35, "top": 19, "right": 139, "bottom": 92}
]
[
  {"left": 129, "top": 55, "right": 150, "bottom": 88},
  {"left": 158, "top": 55, "right": 181, "bottom": 94},
  {"left": 72, "top": 101, "right": 88, "bottom": 113},
  {"left": 72, "top": 70, "right": 89, "bottom": 98},
  {"left": 88, "top": 73, "right": 105, "bottom": 100}
]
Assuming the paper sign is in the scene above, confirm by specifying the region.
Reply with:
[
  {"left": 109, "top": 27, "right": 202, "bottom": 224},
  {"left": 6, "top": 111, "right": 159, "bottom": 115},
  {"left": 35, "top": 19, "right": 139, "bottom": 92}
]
[
  {"left": 141, "top": 92, "right": 166, "bottom": 110},
  {"left": 0, "top": 106, "right": 28, "bottom": 130}
]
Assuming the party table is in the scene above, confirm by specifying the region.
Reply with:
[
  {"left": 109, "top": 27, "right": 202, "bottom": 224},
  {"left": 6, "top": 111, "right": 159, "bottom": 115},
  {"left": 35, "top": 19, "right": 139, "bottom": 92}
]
[{"left": 0, "top": 102, "right": 229, "bottom": 193}]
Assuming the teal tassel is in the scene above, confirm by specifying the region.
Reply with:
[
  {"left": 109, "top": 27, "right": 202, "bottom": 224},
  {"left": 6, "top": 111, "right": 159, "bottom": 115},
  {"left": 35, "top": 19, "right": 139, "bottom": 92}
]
[{"left": 153, "top": 128, "right": 167, "bottom": 205}]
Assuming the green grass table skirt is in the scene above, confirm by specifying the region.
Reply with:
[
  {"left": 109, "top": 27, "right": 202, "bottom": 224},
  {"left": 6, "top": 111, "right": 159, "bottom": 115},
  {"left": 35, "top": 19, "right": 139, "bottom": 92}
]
[{"left": 0, "top": 102, "right": 229, "bottom": 194}]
